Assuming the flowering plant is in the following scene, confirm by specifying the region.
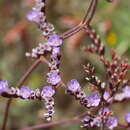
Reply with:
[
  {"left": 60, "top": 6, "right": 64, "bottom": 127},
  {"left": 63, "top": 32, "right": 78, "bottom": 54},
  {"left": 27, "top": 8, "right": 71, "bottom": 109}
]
[{"left": 0, "top": 0, "right": 130, "bottom": 130}]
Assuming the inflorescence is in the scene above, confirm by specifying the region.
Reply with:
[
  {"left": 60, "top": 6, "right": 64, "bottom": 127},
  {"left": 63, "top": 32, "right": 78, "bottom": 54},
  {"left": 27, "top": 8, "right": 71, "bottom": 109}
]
[
  {"left": 0, "top": 0, "right": 130, "bottom": 129},
  {"left": 25, "top": 0, "right": 63, "bottom": 120}
]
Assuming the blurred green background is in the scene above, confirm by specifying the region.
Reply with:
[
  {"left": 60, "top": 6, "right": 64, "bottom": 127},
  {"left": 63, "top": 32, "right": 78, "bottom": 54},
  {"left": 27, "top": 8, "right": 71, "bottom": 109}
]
[{"left": 0, "top": 0, "right": 130, "bottom": 129}]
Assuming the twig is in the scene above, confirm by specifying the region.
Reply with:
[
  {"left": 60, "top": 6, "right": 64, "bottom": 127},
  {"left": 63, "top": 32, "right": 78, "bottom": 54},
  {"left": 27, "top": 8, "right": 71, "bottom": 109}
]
[
  {"left": 61, "top": 0, "right": 98, "bottom": 40},
  {"left": 2, "top": 99, "right": 12, "bottom": 130},
  {"left": 61, "top": 24, "right": 83, "bottom": 40},
  {"left": 2, "top": 58, "right": 41, "bottom": 130},
  {"left": 15, "top": 58, "right": 41, "bottom": 88},
  {"left": 82, "top": 0, "right": 98, "bottom": 25},
  {"left": 21, "top": 111, "right": 89, "bottom": 130}
]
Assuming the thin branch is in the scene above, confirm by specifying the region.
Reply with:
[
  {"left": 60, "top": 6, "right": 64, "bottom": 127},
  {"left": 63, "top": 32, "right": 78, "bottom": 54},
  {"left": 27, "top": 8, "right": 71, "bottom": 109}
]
[
  {"left": 2, "top": 58, "right": 41, "bottom": 130},
  {"left": 2, "top": 99, "right": 12, "bottom": 130},
  {"left": 21, "top": 111, "right": 89, "bottom": 130},
  {"left": 21, "top": 118, "right": 79, "bottom": 130},
  {"left": 82, "top": 0, "right": 98, "bottom": 25},
  {"left": 60, "top": 0, "right": 98, "bottom": 40},
  {"left": 61, "top": 24, "right": 83, "bottom": 40},
  {"left": 15, "top": 58, "right": 41, "bottom": 88}
]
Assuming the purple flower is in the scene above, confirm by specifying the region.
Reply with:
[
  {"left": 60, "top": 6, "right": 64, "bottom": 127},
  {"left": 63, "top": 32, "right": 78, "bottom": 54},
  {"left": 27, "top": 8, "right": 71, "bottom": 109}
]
[
  {"left": 26, "top": 10, "right": 42, "bottom": 23},
  {"left": 86, "top": 92, "right": 101, "bottom": 107},
  {"left": 125, "top": 112, "right": 130, "bottom": 123},
  {"left": 81, "top": 116, "right": 91, "bottom": 127},
  {"left": 41, "top": 86, "right": 55, "bottom": 98},
  {"left": 48, "top": 34, "right": 62, "bottom": 47},
  {"left": 20, "top": 86, "right": 31, "bottom": 99},
  {"left": 52, "top": 47, "right": 60, "bottom": 56},
  {"left": 114, "top": 93, "right": 125, "bottom": 101},
  {"left": 0, "top": 80, "right": 8, "bottom": 93},
  {"left": 82, "top": 116, "right": 91, "bottom": 122},
  {"left": 106, "top": 116, "right": 118, "bottom": 129},
  {"left": 51, "top": 56, "right": 60, "bottom": 66},
  {"left": 42, "top": 43, "right": 52, "bottom": 51},
  {"left": 98, "top": 107, "right": 110, "bottom": 116},
  {"left": 103, "top": 91, "right": 110, "bottom": 100},
  {"left": 122, "top": 86, "right": 130, "bottom": 99},
  {"left": 82, "top": 116, "right": 102, "bottom": 128},
  {"left": 34, "top": 1, "right": 45, "bottom": 11},
  {"left": 67, "top": 79, "right": 81, "bottom": 93},
  {"left": 90, "top": 117, "right": 102, "bottom": 127},
  {"left": 47, "top": 72, "right": 61, "bottom": 85},
  {"left": 114, "top": 86, "right": 130, "bottom": 101},
  {"left": 103, "top": 91, "right": 113, "bottom": 103}
]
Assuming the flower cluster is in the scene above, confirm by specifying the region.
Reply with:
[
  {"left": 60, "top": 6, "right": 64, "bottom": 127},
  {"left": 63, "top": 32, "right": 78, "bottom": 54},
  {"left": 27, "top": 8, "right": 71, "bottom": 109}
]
[
  {"left": 66, "top": 79, "right": 101, "bottom": 108},
  {"left": 83, "top": 64, "right": 105, "bottom": 90},
  {"left": 26, "top": 2, "right": 63, "bottom": 87},
  {"left": 0, "top": 81, "right": 34, "bottom": 99},
  {"left": 26, "top": 42, "right": 52, "bottom": 58},
  {"left": 26, "top": 33, "right": 62, "bottom": 121},
  {"left": 66, "top": 79, "right": 86, "bottom": 103},
  {"left": 26, "top": 0, "right": 55, "bottom": 38},
  {"left": 100, "top": 49, "right": 129, "bottom": 90},
  {"left": 81, "top": 107, "right": 118, "bottom": 129},
  {"left": 65, "top": 51, "right": 130, "bottom": 130},
  {"left": 41, "top": 86, "right": 55, "bottom": 121},
  {"left": 0, "top": 0, "right": 130, "bottom": 129},
  {"left": 84, "top": 27, "right": 105, "bottom": 56},
  {"left": 47, "top": 34, "right": 62, "bottom": 87},
  {"left": 26, "top": 34, "right": 63, "bottom": 89},
  {"left": 0, "top": 80, "right": 56, "bottom": 121},
  {"left": 26, "top": 0, "right": 63, "bottom": 121}
]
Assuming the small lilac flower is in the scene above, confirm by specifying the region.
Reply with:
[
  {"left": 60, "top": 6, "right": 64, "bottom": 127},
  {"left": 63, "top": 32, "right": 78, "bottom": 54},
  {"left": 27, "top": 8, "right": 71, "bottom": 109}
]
[
  {"left": 122, "top": 86, "right": 130, "bottom": 99},
  {"left": 20, "top": 86, "right": 31, "bottom": 99},
  {"left": 34, "top": 1, "right": 45, "bottom": 11},
  {"left": 49, "top": 57, "right": 60, "bottom": 70},
  {"left": 47, "top": 72, "right": 61, "bottom": 85},
  {"left": 50, "top": 57, "right": 60, "bottom": 67},
  {"left": 41, "top": 86, "right": 55, "bottom": 98},
  {"left": 114, "top": 93, "right": 125, "bottom": 101},
  {"left": 48, "top": 34, "right": 62, "bottom": 47},
  {"left": 26, "top": 10, "right": 42, "bottom": 23},
  {"left": 67, "top": 79, "right": 81, "bottom": 93},
  {"left": 82, "top": 116, "right": 91, "bottom": 122},
  {"left": 114, "top": 86, "right": 130, "bottom": 101},
  {"left": 106, "top": 116, "right": 118, "bottom": 129},
  {"left": 0, "top": 80, "right": 8, "bottom": 93},
  {"left": 87, "top": 92, "right": 101, "bottom": 107},
  {"left": 81, "top": 116, "right": 91, "bottom": 127},
  {"left": 90, "top": 117, "right": 102, "bottom": 127},
  {"left": 125, "top": 112, "right": 130, "bottom": 123},
  {"left": 82, "top": 116, "right": 102, "bottom": 128},
  {"left": 52, "top": 47, "right": 60, "bottom": 56},
  {"left": 42, "top": 43, "right": 52, "bottom": 51},
  {"left": 103, "top": 91, "right": 110, "bottom": 100},
  {"left": 103, "top": 91, "right": 113, "bottom": 103},
  {"left": 98, "top": 107, "right": 111, "bottom": 116}
]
